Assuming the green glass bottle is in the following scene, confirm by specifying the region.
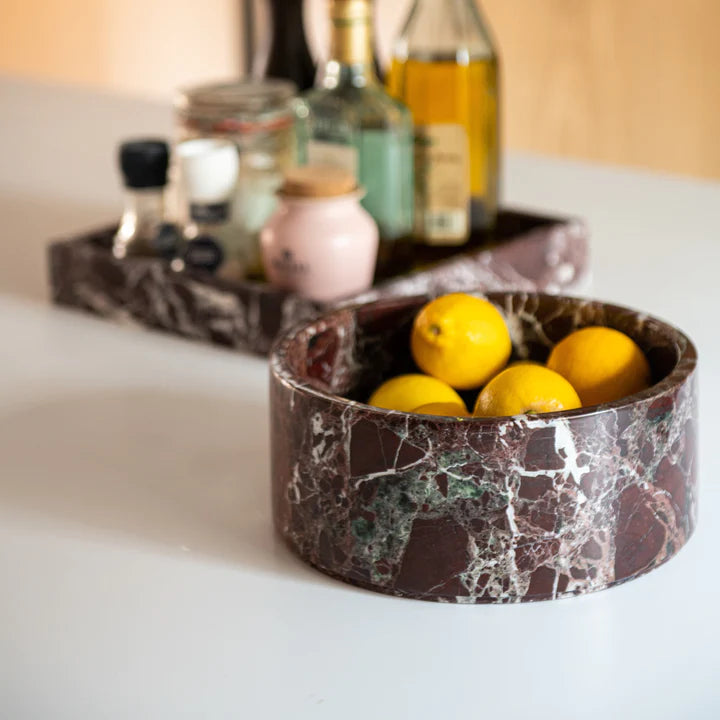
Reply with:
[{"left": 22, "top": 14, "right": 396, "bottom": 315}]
[{"left": 295, "top": 0, "right": 414, "bottom": 276}]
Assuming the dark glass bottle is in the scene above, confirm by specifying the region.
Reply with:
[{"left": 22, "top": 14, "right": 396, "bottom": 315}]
[{"left": 265, "top": 0, "right": 316, "bottom": 91}]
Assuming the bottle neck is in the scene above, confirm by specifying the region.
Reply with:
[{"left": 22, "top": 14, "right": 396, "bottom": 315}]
[
  {"left": 266, "top": 0, "right": 316, "bottom": 89},
  {"left": 268, "top": 0, "right": 308, "bottom": 45},
  {"left": 270, "top": 0, "right": 303, "bottom": 27},
  {"left": 323, "top": 0, "right": 377, "bottom": 88},
  {"left": 396, "top": 0, "right": 496, "bottom": 61}
]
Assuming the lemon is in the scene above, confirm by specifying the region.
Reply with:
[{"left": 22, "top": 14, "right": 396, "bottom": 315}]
[
  {"left": 547, "top": 326, "right": 651, "bottom": 406},
  {"left": 368, "top": 374, "right": 464, "bottom": 412},
  {"left": 411, "top": 293, "right": 512, "bottom": 390},
  {"left": 473, "top": 365, "right": 581, "bottom": 417},
  {"left": 412, "top": 402, "right": 470, "bottom": 417}
]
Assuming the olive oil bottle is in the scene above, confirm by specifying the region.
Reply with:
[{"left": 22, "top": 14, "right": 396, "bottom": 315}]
[{"left": 387, "top": 0, "right": 499, "bottom": 247}]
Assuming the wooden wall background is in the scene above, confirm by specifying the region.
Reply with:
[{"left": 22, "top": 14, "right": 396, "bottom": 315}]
[
  {"left": 2, "top": 0, "right": 719, "bottom": 179},
  {"left": 483, "top": 0, "right": 720, "bottom": 179}
]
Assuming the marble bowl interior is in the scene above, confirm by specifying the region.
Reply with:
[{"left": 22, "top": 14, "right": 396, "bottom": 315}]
[{"left": 282, "top": 293, "right": 687, "bottom": 415}]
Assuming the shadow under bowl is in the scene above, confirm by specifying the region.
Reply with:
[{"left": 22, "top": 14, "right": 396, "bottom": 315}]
[{"left": 269, "top": 292, "right": 698, "bottom": 603}]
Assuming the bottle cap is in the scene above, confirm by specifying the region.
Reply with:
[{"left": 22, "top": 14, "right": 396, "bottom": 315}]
[
  {"left": 281, "top": 165, "right": 357, "bottom": 198},
  {"left": 330, "top": 0, "right": 372, "bottom": 21},
  {"left": 119, "top": 140, "right": 169, "bottom": 189},
  {"left": 177, "top": 138, "right": 240, "bottom": 204}
]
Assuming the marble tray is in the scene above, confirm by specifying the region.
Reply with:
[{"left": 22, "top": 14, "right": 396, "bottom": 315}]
[
  {"left": 48, "top": 209, "right": 588, "bottom": 356},
  {"left": 270, "top": 292, "right": 697, "bottom": 603}
]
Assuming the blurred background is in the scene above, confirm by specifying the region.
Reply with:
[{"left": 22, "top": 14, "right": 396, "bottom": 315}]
[{"left": 2, "top": 0, "right": 718, "bottom": 180}]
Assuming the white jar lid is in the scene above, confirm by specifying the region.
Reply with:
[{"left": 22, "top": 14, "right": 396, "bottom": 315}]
[{"left": 177, "top": 138, "right": 239, "bottom": 203}]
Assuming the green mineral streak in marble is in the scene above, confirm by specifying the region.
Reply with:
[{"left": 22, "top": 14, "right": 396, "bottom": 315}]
[
  {"left": 436, "top": 447, "right": 476, "bottom": 472},
  {"left": 435, "top": 448, "right": 503, "bottom": 499},
  {"left": 349, "top": 443, "right": 519, "bottom": 581},
  {"left": 446, "top": 475, "right": 491, "bottom": 501},
  {"left": 438, "top": 449, "right": 509, "bottom": 506},
  {"left": 396, "top": 491, "right": 417, "bottom": 513},
  {"left": 648, "top": 410, "right": 672, "bottom": 426},
  {"left": 352, "top": 516, "right": 376, "bottom": 542},
  {"left": 352, "top": 468, "right": 429, "bottom": 583}
]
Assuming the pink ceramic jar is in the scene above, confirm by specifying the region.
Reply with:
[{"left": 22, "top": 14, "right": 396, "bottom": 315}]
[{"left": 260, "top": 166, "right": 379, "bottom": 302}]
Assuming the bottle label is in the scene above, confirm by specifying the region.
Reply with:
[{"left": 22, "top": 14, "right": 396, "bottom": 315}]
[
  {"left": 414, "top": 124, "right": 470, "bottom": 245},
  {"left": 190, "top": 202, "right": 230, "bottom": 224},
  {"left": 359, "top": 129, "right": 413, "bottom": 240},
  {"left": 183, "top": 235, "right": 225, "bottom": 273},
  {"left": 269, "top": 247, "right": 310, "bottom": 279},
  {"left": 307, "top": 141, "right": 359, "bottom": 177}
]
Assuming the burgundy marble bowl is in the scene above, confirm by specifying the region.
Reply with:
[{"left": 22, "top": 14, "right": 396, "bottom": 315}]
[{"left": 269, "top": 293, "right": 697, "bottom": 603}]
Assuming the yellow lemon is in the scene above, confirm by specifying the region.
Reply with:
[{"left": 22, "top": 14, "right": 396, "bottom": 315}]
[
  {"left": 473, "top": 365, "right": 581, "bottom": 417},
  {"left": 547, "top": 326, "right": 651, "bottom": 406},
  {"left": 368, "top": 374, "right": 464, "bottom": 412},
  {"left": 411, "top": 293, "right": 512, "bottom": 390},
  {"left": 412, "top": 402, "right": 470, "bottom": 417}
]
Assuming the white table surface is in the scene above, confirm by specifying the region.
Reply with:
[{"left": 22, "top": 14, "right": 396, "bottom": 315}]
[{"left": 1, "top": 77, "right": 719, "bottom": 719}]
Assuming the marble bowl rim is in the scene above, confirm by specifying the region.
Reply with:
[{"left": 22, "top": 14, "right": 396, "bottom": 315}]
[{"left": 270, "top": 291, "right": 698, "bottom": 423}]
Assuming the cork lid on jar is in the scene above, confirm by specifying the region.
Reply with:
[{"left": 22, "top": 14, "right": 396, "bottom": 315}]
[{"left": 281, "top": 166, "right": 357, "bottom": 198}]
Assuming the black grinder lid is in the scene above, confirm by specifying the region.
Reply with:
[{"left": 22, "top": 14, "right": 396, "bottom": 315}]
[{"left": 119, "top": 139, "right": 169, "bottom": 189}]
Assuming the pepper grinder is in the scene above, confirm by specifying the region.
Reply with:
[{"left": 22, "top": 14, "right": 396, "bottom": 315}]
[{"left": 113, "top": 140, "right": 179, "bottom": 260}]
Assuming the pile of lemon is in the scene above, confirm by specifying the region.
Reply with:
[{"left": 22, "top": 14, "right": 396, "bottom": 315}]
[{"left": 369, "top": 293, "right": 651, "bottom": 418}]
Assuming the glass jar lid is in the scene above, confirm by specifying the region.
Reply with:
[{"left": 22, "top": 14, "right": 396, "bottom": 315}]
[{"left": 175, "top": 79, "right": 297, "bottom": 134}]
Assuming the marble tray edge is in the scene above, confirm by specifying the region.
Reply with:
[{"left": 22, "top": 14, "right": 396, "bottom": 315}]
[{"left": 47, "top": 208, "right": 590, "bottom": 355}]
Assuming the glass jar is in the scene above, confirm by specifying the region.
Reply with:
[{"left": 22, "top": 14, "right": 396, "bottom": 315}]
[{"left": 174, "top": 80, "right": 297, "bottom": 276}]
